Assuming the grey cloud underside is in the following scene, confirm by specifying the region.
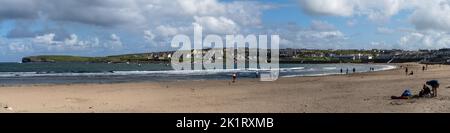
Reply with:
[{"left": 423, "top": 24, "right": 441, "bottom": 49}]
[{"left": 0, "top": 0, "right": 142, "bottom": 27}]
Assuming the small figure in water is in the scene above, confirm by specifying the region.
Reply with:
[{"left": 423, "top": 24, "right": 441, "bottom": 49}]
[
  {"left": 340, "top": 68, "right": 343, "bottom": 73},
  {"left": 346, "top": 68, "right": 349, "bottom": 74},
  {"left": 352, "top": 68, "right": 356, "bottom": 73}
]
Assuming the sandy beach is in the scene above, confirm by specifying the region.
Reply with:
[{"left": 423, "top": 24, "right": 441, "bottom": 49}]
[{"left": 0, "top": 63, "right": 449, "bottom": 113}]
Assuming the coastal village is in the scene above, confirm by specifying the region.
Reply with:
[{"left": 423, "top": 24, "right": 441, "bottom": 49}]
[{"left": 22, "top": 48, "right": 450, "bottom": 64}]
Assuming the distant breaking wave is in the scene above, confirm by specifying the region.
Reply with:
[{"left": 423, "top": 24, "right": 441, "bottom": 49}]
[{"left": 0, "top": 64, "right": 396, "bottom": 78}]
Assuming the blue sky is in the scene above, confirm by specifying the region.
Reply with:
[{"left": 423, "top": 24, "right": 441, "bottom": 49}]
[{"left": 0, "top": 0, "right": 450, "bottom": 62}]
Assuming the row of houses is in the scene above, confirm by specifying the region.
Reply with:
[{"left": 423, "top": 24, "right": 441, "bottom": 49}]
[{"left": 142, "top": 48, "right": 450, "bottom": 63}]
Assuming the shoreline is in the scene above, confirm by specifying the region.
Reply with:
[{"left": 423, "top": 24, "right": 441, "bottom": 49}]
[{"left": 0, "top": 63, "right": 398, "bottom": 87}]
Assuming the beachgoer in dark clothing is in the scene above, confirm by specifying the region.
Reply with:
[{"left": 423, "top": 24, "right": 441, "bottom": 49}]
[
  {"left": 346, "top": 68, "right": 349, "bottom": 74},
  {"left": 422, "top": 66, "right": 425, "bottom": 71},
  {"left": 419, "top": 85, "right": 432, "bottom": 97},
  {"left": 426, "top": 80, "right": 439, "bottom": 97},
  {"left": 352, "top": 68, "right": 356, "bottom": 73},
  {"left": 232, "top": 73, "right": 237, "bottom": 83},
  {"left": 340, "top": 68, "right": 343, "bottom": 73},
  {"left": 405, "top": 67, "right": 408, "bottom": 75}
]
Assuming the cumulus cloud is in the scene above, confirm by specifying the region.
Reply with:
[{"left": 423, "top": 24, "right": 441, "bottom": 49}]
[
  {"left": 298, "top": 0, "right": 406, "bottom": 21},
  {"left": 299, "top": 0, "right": 354, "bottom": 16},
  {"left": 31, "top": 33, "right": 102, "bottom": 51},
  {"left": 399, "top": 31, "right": 450, "bottom": 50},
  {"left": 155, "top": 25, "right": 181, "bottom": 37},
  {"left": 177, "top": 0, "right": 226, "bottom": 16},
  {"left": 0, "top": 0, "right": 271, "bottom": 53},
  {"left": 33, "top": 33, "right": 58, "bottom": 45},
  {"left": 0, "top": 0, "right": 268, "bottom": 29},
  {"left": 193, "top": 16, "right": 239, "bottom": 34},
  {"left": 409, "top": 0, "right": 450, "bottom": 31},
  {"left": 299, "top": 0, "right": 450, "bottom": 32}
]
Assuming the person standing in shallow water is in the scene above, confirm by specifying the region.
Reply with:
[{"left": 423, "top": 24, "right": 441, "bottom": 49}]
[
  {"left": 340, "top": 68, "right": 343, "bottom": 73},
  {"left": 352, "top": 68, "right": 356, "bottom": 73},
  {"left": 346, "top": 68, "right": 349, "bottom": 74}
]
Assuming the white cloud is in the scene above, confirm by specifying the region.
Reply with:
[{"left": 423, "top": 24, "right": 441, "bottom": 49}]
[
  {"left": 155, "top": 25, "right": 180, "bottom": 37},
  {"left": 409, "top": 0, "right": 450, "bottom": 31},
  {"left": 193, "top": 16, "right": 239, "bottom": 34},
  {"left": 33, "top": 33, "right": 57, "bottom": 45},
  {"left": 299, "top": 0, "right": 354, "bottom": 16},
  {"left": 399, "top": 31, "right": 450, "bottom": 50},
  {"left": 31, "top": 33, "right": 102, "bottom": 51},
  {"left": 0, "top": 0, "right": 268, "bottom": 33},
  {"left": 299, "top": 0, "right": 450, "bottom": 31},
  {"left": 299, "top": 0, "right": 407, "bottom": 21},
  {"left": 177, "top": 0, "right": 225, "bottom": 16}
]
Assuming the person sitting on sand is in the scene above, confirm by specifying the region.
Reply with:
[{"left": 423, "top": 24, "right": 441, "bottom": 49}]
[{"left": 419, "top": 85, "right": 432, "bottom": 97}]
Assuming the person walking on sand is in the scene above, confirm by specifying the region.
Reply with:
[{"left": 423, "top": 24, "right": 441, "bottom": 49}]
[
  {"left": 232, "top": 73, "right": 237, "bottom": 83},
  {"left": 405, "top": 67, "right": 408, "bottom": 75},
  {"left": 422, "top": 66, "right": 425, "bottom": 71}
]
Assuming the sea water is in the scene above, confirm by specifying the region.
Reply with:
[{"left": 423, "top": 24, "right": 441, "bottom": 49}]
[{"left": 0, "top": 62, "right": 396, "bottom": 85}]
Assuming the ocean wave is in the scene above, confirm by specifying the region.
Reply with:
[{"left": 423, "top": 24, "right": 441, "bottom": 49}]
[
  {"left": 322, "top": 67, "right": 337, "bottom": 70},
  {"left": 0, "top": 64, "right": 397, "bottom": 78}
]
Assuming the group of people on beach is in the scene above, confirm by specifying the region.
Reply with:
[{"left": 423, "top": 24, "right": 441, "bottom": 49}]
[
  {"left": 392, "top": 80, "right": 440, "bottom": 99},
  {"left": 340, "top": 68, "right": 356, "bottom": 74},
  {"left": 392, "top": 64, "right": 440, "bottom": 99}
]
